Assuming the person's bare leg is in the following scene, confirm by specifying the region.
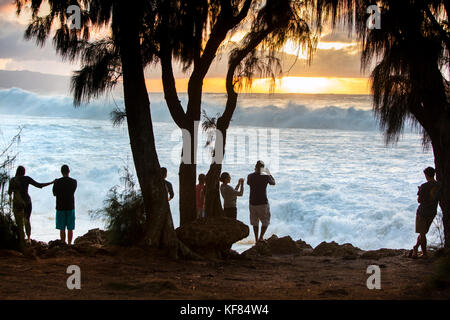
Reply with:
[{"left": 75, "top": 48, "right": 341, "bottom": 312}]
[
  {"left": 412, "top": 234, "right": 421, "bottom": 257},
  {"left": 420, "top": 233, "right": 428, "bottom": 257},
  {"left": 253, "top": 226, "right": 259, "bottom": 243},
  {"left": 25, "top": 217, "right": 31, "bottom": 243},
  {"left": 60, "top": 230, "right": 66, "bottom": 243},
  {"left": 259, "top": 226, "right": 268, "bottom": 241},
  {"left": 68, "top": 230, "right": 73, "bottom": 245}
]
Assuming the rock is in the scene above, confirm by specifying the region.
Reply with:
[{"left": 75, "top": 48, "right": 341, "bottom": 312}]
[
  {"left": 296, "top": 239, "right": 313, "bottom": 250},
  {"left": 242, "top": 235, "right": 306, "bottom": 258},
  {"left": 74, "top": 228, "right": 107, "bottom": 246},
  {"left": 313, "top": 241, "right": 362, "bottom": 258},
  {"left": 266, "top": 235, "right": 304, "bottom": 255},
  {"left": 360, "top": 248, "right": 408, "bottom": 260},
  {"left": 241, "top": 240, "right": 273, "bottom": 258},
  {"left": 30, "top": 240, "right": 48, "bottom": 256},
  {"left": 176, "top": 217, "right": 249, "bottom": 259},
  {"left": 48, "top": 239, "right": 69, "bottom": 249},
  {"left": 0, "top": 249, "right": 23, "bottom": 257}
]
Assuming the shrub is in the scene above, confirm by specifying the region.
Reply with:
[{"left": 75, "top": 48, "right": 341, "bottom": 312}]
[
  {"left": 90, "top": 166, "right": 146, "bottom": 245},
  {"left": 0, "top": 128, "right": 22, "bottom": 250}
]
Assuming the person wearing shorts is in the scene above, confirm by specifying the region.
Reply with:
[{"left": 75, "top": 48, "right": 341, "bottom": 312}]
[
  {"left": 410, "top": 167, "right": 441, "bottom": 258},
  {"left": 53, "top": 165, "right": 77, "bottom": 245},
  {"left": 247, "top": 160, "right": 275, "bottom": 243},
  {"left": 8, "top": 166, "right": 54, "bottom": 248}
]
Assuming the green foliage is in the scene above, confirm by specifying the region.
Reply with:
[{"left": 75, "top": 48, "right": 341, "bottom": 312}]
[
  {"left": 0, "top": 129, "right": 22, "bottom": 250},
  {"left": 90, "top": 166, "right": 146, "bottom": 246}
]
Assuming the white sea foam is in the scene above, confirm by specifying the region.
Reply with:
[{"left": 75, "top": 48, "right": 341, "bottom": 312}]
[{"left": 0, "top": 89, "right": 437, "bottom": 251}]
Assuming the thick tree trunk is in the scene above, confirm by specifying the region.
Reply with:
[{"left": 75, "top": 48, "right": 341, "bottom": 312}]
[
  {"left": 179, "top": 162, "right": 197, "bottom": 225},
  {"left": 431, "top": 119, "right": 450, "bottom": 248},
  {"left": 204, "top": 161, "right": 224, "bottom": 218},
  {"left": 204, "top": 116, "right": 232, "bottom": 218},
  {"left": 113, "top": 2, "right": 181, "bottom": 257}
]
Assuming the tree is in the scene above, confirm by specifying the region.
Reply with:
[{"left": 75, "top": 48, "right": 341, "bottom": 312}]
[
  {"left": 203, "top": 0, "right": 318, "bottom": 218},
  {"left": 322, "top": 0, "right": 450, "bottom": 246},
  {"left": 158, "top": 0, "right": 254, "bottom": 226},
  {"left": 15, "top": 0, "right": 192, "bottom": 257},
  {"left": 158, "top": 0, "right": 324, "bottom": 223}
]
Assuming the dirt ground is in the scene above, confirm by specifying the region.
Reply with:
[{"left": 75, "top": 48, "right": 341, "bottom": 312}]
[{"left": 1, "top": 246, "right": 449, "bottom": 300}]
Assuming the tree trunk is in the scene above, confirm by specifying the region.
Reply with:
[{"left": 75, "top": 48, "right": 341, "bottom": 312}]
[
  {"left": 204, "top": 116, "right": 232, "bottom": 218},
  {"left": 113, "top": 2, "right": 179, "bottom": 257},
  {"left": 431, "top": 119, "right": 450, "bottom": 248}
]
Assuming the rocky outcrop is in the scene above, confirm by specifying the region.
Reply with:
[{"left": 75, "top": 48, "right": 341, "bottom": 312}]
[
  {"left": 74, "top": 228, "right": 108, "bottom": 246},
  {"left": 360, "top": 248, "right": 408, "bottom": 260},
  {"left": 242, "top": 235, "right": 310, "bottom": 258},
  {"left": 312, "top": 241, "right": 363, "bottom": 259},
  {"left": 176, "top": 217, "right": 249, "bottom": 259}
]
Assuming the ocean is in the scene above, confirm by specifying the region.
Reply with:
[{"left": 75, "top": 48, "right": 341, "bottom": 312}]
[{"left": 0, "top": 88, "right": 438, "bottom": 251}]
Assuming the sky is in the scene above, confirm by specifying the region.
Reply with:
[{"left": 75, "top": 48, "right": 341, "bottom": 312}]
[{"left": 0, "top": 0, "right": 371, "bottom": 95}]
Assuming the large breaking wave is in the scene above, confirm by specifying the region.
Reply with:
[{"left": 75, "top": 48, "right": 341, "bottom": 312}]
[{"left": 0, "top": 87, "right": 379, "bottom": 131}]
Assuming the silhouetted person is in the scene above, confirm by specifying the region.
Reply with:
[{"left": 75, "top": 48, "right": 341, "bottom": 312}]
[
  {"left": 161, "top": 167, "right": 174, "bottom": 202},
  {"left": 410, "top": 167, "right": 441, "bottom": 258},
  {"left": 8, "top": 166, "right": 54, "bottom": 249},
  {"left": 247, "top": 160, "right": 275, "bottom": 243},
  {"left": 196, "top": 173, "right": 206, "bottom": 218},
  {"left": 220, "top": 172, "right": 244, "bottom": 220},
  {"left": 53, "top": 165, "right": 77, "bottom": 245}
]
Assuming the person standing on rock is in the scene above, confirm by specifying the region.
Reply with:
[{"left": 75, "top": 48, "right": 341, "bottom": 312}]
[
  {"left": 53, "top": 165, "right": 77, "bottom": 245},
  {"left": 220, "top": 172, "right": 244, "bottom": 220},
  {"left": 247, "top": 160, "right": 275, "bottom": 243},
  {"left": 8, "top": 165, "right": 54, "bottom": 250},
  {"left": 409, "top": 166, "right": 441, "bottom": 259}
]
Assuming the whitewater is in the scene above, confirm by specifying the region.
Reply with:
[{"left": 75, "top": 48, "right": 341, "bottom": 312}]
[{"left": 0, "top": 88, "right": 438, "bottom": 251}]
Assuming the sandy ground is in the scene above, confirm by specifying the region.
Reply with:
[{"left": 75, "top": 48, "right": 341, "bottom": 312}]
[{"left": 1, "top": 246, "right": 449, "bottom": 300}]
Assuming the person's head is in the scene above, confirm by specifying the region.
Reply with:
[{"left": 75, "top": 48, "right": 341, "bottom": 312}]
[
  {"left": 61, "top": 165, "right": 70, "bottom": 177},
  {"left": 255, "top": 160, "right": 265, "bottom": 174},
  {"left": 161, "top": 167, "right": 167, "bottom": 179},
  {"left": 220, "top": 172, "right": 231, "bottom": 184},
  {"left": 198, "top": 173, "right": 206, "bottom": 185},
  {"left": 15, "top": 166, "right": 25, "bottom": 177},
  {"left": 424, "top": 167, "right": 435, "bottom": 181}
]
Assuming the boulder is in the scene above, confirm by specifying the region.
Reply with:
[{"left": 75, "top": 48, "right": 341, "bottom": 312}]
[
  {"left": 295, "top": 239, "right": 313, "bottom": 250},
  {"left": 242, "top": 235, "right": 308, "bottom": 258},
  {"left": 313, "top": 241, "right": 362, "bottom": 258},
  {"left": 266, "top": 235, "right": 304, "bottom": 255},
  {"left": 48, "top": 239, "right": 69, "bottom": 249},
  {"left": 74, "top": 228, "right": 107, "bottom": 246},
  {"left": 175, "top": 217, "right": 249, "bottom": 259},
  {"left": 360, "top": 248, "right": 408, "bottom": 260},
  {"left": 241, "top": 240, "right": 273, "bottom": 258}
]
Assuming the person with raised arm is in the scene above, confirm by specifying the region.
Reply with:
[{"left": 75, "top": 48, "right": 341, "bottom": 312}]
[{"left": 247, "top": 160, "right": 275, "bottom": 243}]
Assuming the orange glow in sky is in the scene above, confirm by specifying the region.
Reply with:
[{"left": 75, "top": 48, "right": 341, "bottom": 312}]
[{"left": 145, "top": 77, "right": 370, "bottom": 95}]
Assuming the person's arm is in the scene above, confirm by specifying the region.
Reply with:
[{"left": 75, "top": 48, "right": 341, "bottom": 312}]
[
  {"left": 417, "top": 185, "right": 424, "bottom": 203},
  {"left": 168, "top": 182, "right": 174, "bottom": 201},
  {"left": 52, "top": 180, "right": 57, "bottom": 196},
  {"left": 28, "top": 177, "right": 53, "bottom": 189},
  {"left": 268, "top": 175, "right": 276, "bottom": 186},
  {"left": 234, "top": 179, "right": 244, "bottom": 197}
]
